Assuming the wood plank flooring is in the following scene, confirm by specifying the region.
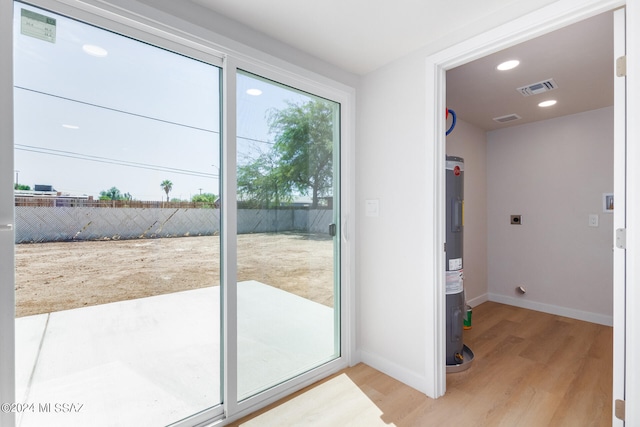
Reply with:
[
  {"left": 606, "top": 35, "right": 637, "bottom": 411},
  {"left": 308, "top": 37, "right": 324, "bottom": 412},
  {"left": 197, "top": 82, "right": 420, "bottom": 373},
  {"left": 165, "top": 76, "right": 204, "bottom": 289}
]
[{"left": 228, "top": 301, "right": 613, "bottom": 426}]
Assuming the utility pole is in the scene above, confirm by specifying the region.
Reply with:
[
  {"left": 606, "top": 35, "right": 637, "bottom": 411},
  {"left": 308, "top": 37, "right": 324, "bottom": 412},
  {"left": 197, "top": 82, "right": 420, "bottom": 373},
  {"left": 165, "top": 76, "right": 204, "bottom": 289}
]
[{"left": 14, "top": 170, "right": 19, "bottom": 185}]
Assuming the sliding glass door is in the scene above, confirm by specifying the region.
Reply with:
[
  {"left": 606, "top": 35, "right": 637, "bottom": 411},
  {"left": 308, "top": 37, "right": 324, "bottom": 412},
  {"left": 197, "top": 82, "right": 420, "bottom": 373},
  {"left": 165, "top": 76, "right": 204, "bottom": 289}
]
[
  {"left": 235, "top": 71, "right": 340, "bottom": 400},
  {"left": 13, "top": 3, "right": 222, "bottom": 425},
  {"left": 4, "top": 2, "right": 349, "bottom": 425}
]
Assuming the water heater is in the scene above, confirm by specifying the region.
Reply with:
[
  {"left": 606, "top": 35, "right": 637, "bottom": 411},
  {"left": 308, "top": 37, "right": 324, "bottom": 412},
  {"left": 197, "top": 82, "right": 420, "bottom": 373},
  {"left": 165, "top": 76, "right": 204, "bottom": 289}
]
[{"left": 445, "top": 156, "right": 468, "bottom": 368}]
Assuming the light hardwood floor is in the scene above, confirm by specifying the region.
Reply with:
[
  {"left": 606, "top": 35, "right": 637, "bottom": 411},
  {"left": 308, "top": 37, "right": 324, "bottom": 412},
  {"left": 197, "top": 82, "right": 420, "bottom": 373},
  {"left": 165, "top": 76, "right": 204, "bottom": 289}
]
[{"left": 229, "top": 301, "right": 613, "bottom": 427}]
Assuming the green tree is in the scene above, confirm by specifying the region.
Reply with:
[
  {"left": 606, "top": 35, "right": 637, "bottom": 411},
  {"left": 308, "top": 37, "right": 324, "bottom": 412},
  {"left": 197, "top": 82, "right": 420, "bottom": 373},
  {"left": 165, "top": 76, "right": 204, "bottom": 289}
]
[
  {"left": 99, "top": 187, "right": 129, "bottom": 200},
  {"left": 161, "top": 179, "right": 173, "bottom": 202},
  {"left": 237, "top": 150, "right": 291, "bottom": 208},
  {"left": 14, "top": 184, "right": 31, "bottom": 190},
  {"left": 237, "top": 99, "right": 335, "bottom": 208},
  {"left": 191, "top": 192, "right": 217, "bottom": 206}
]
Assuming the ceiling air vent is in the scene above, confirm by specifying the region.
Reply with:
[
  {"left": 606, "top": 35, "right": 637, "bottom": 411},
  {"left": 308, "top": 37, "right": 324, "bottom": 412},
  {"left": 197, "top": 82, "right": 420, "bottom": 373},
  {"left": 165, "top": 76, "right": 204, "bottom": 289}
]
[
  {"left": 517, "top": 78, "right": 558, "bottom": 96},
  {"left": 493, "top": 114, "right": 522, "bottom": 124}
]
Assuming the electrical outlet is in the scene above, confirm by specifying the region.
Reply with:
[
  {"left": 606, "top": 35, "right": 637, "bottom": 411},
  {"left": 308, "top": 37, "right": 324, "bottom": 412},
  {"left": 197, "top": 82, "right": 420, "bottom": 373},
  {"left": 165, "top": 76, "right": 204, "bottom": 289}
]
[
  {"left": 589, "top": 214, "right": 599, "bottom": 227},
  {"left": 365, "top": 199, "right": 379, "bottom": 217},
  {"left": 510, "top": 215, "right": 522, "bottom": 225}
]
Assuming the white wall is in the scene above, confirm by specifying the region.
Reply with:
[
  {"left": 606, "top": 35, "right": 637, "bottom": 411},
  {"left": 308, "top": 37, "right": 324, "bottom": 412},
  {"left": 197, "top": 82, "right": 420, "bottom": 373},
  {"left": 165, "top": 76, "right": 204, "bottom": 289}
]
[
  {"left": 446, "top": 119, "right": 488, "bottom": 306},
  {"left": 443, "top": 110, "right": 613, "bottom": 324},
  {"left": 357, "top": 52, "right": 432, "bottom": 391},
  {"left": 486, "top": 107, "right": 614, "bottom": 324}
]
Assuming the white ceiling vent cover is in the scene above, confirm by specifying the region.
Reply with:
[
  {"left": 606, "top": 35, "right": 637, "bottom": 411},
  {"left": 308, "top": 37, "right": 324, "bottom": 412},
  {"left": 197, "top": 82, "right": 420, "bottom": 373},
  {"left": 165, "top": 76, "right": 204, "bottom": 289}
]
[
  {"left": 493, "top": 113, "right": 522, "bottom": 123},
  {"left": 517, "top": 78, "right": 558, "bottom": 96}
]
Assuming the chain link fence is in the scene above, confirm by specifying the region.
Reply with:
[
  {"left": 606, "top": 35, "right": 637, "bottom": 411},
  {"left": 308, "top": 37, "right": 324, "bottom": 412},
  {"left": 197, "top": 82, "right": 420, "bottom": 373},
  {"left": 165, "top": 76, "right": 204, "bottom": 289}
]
[{"left": 15, "top": 206, "right": 333, "bottom": 243}]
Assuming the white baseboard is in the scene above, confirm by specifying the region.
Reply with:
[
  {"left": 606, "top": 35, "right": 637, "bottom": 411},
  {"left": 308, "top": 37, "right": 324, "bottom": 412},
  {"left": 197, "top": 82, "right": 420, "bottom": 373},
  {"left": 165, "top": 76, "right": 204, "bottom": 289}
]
[
  {"left": 466, "top": 293, "right": 488, "bottom": 307},
  {"left": 350, "top": 349, "right": 362, "bottom": 367},
  {"left": 488, "top": 293, "right": 613, "bottom": 326},
  {"left": 359, "top": 350, "right": 431, "bottom": 397}
]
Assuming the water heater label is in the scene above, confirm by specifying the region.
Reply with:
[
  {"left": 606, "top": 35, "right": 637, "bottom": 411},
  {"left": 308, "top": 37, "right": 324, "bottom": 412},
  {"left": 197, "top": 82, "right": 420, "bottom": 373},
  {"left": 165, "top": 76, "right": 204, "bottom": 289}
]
[
  {"left": 449, "top": 258, "right": 462, "bottom": 271},
  {"left": 446, "top": 270, "right": 464, "bottom": 294}
]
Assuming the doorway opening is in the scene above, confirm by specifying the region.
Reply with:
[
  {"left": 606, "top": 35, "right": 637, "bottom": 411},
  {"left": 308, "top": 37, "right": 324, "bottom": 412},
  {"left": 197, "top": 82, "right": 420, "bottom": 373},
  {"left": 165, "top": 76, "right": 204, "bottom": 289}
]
[
  {"left": 445, "top": 10, "right": 615, "bottom": 326},
  {"left": 426, "top": 0, "right": 626, "bottom": 402}
]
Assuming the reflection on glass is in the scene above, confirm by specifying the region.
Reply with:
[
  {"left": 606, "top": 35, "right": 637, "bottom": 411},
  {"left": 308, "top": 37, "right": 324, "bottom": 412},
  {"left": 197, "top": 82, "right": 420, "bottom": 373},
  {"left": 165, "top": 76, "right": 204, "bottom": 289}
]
[
  {"left": 13, "top": 3, "right": 221, "bottom": 425},
  {"left": 236, "top": 70, "right": 340, "bottom": 400}
]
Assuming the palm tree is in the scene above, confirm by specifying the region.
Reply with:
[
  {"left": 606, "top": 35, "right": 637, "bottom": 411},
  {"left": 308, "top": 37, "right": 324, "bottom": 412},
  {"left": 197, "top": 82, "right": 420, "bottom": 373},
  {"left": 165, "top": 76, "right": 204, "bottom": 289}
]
[{"left": 161, "top": 179, "right": 173, "bottom": 202}]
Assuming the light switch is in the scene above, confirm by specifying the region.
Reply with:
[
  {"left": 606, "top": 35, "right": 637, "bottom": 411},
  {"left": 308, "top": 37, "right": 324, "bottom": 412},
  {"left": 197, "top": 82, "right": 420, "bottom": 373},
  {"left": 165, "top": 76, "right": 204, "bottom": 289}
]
[
  {"left": 365, "top": 199, "right": 379, "bottom": 217},
  {"left": 588, "top": 214, "right": 599, "bottom": 227}
]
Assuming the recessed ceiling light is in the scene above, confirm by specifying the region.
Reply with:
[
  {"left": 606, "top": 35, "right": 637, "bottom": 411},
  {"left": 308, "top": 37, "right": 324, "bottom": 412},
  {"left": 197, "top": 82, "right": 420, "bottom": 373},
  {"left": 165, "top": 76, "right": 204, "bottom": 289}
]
[
  {"left": 246, "top": 88, "right": 262, "bottom": 96},
  {"left": 62, "top": 124, "right": 80, "bottom": 129},
  {"left": 82, "top": 44, "right": 108, "bottom": 57},
  {"left": 497, "top": 60, "right": 520, "bottom": 71},
  {"left": 538, "top": 100, "right": 557, "bottom": 107}
]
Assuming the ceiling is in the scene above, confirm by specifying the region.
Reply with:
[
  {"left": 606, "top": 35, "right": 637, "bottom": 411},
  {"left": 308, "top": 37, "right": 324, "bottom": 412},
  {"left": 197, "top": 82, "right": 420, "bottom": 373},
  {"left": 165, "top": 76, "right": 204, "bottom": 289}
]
[
  {"left": 188, "top": 1, "right": 614, "bottom": 131},
  {"left": 191, "top": 0, "right": 559, "bottom": 75},
  {"left": 446, "top": 11, "right": 614, "bottom": 131}
]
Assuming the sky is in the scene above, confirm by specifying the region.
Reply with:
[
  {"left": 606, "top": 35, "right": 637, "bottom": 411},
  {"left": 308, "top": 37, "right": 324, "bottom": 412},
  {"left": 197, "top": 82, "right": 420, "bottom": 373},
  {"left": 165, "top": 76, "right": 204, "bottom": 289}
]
[{"left": 13, "top": 3, "right": 315, "bottom": 201}]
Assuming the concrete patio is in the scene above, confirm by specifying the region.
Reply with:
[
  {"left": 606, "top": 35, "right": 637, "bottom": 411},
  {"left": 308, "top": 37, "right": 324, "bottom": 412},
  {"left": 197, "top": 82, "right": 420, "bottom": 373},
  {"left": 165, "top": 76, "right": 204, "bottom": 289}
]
[{"left": 14, "top": 281, "right": 335, "bottom": 427}]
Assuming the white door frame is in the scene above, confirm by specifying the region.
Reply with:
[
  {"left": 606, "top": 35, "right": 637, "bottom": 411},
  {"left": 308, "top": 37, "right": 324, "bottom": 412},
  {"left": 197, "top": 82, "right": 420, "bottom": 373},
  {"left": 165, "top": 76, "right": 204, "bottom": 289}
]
[
  {"left": 613, "top": 7, "right": 626, "bottom": 427},
  {"left": 0, "top": 0, "right": 16, "bottom": 426},
  {"left": 624, "top": 0, "right": 640, "bottom": 424},
  {"left": 426, "top": 1, "right": 638, "bottom": 423}
]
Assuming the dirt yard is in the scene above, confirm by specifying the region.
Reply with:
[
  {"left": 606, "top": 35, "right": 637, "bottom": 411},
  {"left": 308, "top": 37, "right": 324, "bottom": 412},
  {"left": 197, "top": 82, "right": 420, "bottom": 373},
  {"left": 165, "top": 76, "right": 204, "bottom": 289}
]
[{"left": 15, "top": 232, "right": 334, "bottom": 318}]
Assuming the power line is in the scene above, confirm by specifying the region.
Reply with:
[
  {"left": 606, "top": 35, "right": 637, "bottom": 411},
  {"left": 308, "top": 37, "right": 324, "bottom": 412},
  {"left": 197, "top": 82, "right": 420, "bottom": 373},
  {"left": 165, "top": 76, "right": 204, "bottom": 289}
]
[
  {"left": 14, "top": 85, "right": 277, "bottom": 146},
  {"left": 15, "top": 85, "right": 218, "bottom": 134},
  {"left": 15, "top": 144, "right": 219, "bottom": 178},
  {"left": 239, "top": 135, "right": 275, "bottom": 145}
]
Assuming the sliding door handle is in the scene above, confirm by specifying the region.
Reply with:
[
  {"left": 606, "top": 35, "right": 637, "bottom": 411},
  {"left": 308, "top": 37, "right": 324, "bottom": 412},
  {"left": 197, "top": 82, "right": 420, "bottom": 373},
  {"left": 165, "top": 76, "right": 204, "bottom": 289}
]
[
  {"left": 329, "top": 223, "right": 336, "bottom": 237},
  {"left": 0, "top": 224, "right": 13, "bottom": 231}
]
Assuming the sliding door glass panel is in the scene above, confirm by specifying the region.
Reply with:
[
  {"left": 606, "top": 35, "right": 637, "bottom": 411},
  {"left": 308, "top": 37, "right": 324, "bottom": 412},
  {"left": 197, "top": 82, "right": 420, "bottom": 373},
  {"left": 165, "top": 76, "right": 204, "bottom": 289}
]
[
  {"left": 13, "top": 3, "right": 221, "bottom": 425},
  {"left": 236, "top": 70, "right": 340, "bottom": 400}
]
